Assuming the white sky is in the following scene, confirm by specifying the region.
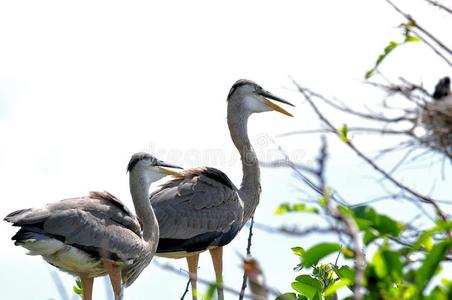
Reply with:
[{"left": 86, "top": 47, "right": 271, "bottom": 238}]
[{"left": 0, "top": 0, "right": 451, "bottom": 299}]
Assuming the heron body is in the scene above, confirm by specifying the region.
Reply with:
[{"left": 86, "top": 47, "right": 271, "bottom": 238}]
[
  {"left": 152, "top": 167, "right": 243, "bottom": 257},
  {"left": 5, "top": 153, "right": 181, "bottom": 300},
  {"left": 150, "top": 79, "right": 294, "bottom": 300}
]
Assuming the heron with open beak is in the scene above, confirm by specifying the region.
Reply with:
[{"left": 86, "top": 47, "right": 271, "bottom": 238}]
[{"left": 150, "top": 79, "right": 295, "bottom": 300}]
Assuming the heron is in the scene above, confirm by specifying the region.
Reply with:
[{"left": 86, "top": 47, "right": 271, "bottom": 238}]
[
  {"left": 4, "top": 152, "right": 182, "bottom": 300},
  {"left": 150, "top": 79, "right": 294, "bottom": 300}
]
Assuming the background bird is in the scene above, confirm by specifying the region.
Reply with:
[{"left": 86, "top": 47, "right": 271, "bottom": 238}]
[
  {"left": 243, "top": 256, "right": 268, "bottom": 300},
  {"left": 4, "top": 152, "right": 181, "bottom": 300},
  {"left": 432, "top": 76, "right": 451, "bottom": 102},
  {"left": 150, "top": 79, "right": 294, "bottom": 300}
]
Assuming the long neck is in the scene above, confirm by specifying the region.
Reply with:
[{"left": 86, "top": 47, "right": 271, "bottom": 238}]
[
  {"left": 129, "top": 172, "right": 159, "bottom": 245},
  {"left": 227, "top": 101, "right": 261, "bottom": 225}
]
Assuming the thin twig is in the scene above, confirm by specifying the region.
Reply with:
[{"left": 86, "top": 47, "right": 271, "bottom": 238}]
[
  {"left": 239, "top": 217, "right": 255, "bottom": 300},
  {"left": 424, "top": 0, "right": 452, "bottom": 13},
  {"left": 253, "top": 222, "right": 350, "bottom": 237},
  {"left": 180, "top": 278, "right": 190, "bottom": 300}
]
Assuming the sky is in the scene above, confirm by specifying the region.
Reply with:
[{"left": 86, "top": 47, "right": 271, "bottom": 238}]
[{"left": 0, "top": 0, "right": 451, "bottom": 299}]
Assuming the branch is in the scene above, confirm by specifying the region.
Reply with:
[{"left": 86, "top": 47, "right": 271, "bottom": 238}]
[
  {"left": 239, "top": 217, "right": 255, "bottom": 300},
  {"left": 385, "top": 0, "right": 452, "bottom": 58},
  {"left": 253, "top": 222, "right": 350, "bottom": 237},
  {"left": 424, "top": 0, "right": 452, "bottom": 14},
  {"left": 292, "top": 80, "right": 450, "bottom": 232},
  {"left": 180, "top": 279, "right": 190, "bottom": 300}
]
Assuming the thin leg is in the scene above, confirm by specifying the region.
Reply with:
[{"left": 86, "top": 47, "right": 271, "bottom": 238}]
[
  {"left": 80, "top": 276, "right": 93, "bottom": 300},
  {"left": 186, "top": 254, "right": 200, "bottom": 300},
  {"left": 102, "top": 259, "right": 123, "bottom": 300},
  {"left": 209, "top": 247, "right": 224, "bottom": 300}
]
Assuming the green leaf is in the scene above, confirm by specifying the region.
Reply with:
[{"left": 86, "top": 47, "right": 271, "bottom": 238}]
[
  {"left": 383, "top": 249, "right": 402, "bottom": 281},
  {"left": 416, "top": 240, "right": 452, "bottom": 293},
  {"left": 292, "top": 275, "right": 322, "bottom": 299},
  {"left": 339, "top": 124, "right": 349, "bottom": 142},
  {"left": 334, "top": 265, "right": 355, "bottom": 283},
  {"left": 324, "top": 278, "right": 352, "bottom": 296},
  {"left": 363, "top": 229, "right": 379, "bottom": 245},
  {"left": 302, "top": 243, "right": 341, "bottom": 267},
  {"left": 292, "top": 247, "right": 305, "bottom": 257},
  {"left": 414, "top": 230, "right": 434, "bottom": 251},
  {"left": 276, "top": 203, "right": 319, "bottom": 215},
  {"left": 405, "top": 35, "right": 421, "bottom": 42},
  {"left": 371, "top": 249, "right": 387, "bottom": 278},
  {"left": 73, "top": 278, "right": 83, "bottom": 297},
  {"left": 201, "top": 283, "right": 217, "bottom": 300},
  {"left": 365, "top": 41, "right": 399, "bottom": 79},
  {"left": 352, "top": 206, "right": 401, "bottom": 236},
  {"left": 276, "top": 293, "right": 298, "bottom": 300},
  {"left": 371, "top": 248, "right": 402, "bottom": 281}
]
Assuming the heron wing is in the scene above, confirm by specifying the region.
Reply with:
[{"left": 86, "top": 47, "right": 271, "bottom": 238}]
[
  {"left": 5, "top": 192, "right": 144, "bottom": 261},
  {"left": 150, "top": 167, "right": 244, "bottom": 253}
]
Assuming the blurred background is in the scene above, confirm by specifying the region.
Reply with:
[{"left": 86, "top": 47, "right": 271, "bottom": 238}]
[{"left": 0, "top": 0, "right": 450, "bottom": 299}]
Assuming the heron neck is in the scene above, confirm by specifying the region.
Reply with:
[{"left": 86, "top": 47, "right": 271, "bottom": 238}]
[
  {"left": 227, "top": 103, "right": 261, "bottom": 225},
  {"left": 129, "top": 173, "right": 159, "bottom": 245}
]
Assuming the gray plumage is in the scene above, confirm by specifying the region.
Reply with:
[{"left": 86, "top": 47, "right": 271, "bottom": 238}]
[
  {"left": 5, "top": 153, "right": 179, "bottom": 298},
  {"left": 151, "top": 168, "right": 243, "bottom": 254}
]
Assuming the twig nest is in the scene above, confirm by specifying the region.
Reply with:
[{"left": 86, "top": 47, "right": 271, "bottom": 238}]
[{"left": 419, "top": 98, "right": 452, "bottom": 157}]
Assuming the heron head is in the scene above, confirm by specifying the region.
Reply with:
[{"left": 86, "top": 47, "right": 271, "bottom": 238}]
[
  {"left": 227, "top": 79, "right": 294, "bottom": 117},
  {"left": 127, "top": 152, "right": 183, "bottom": 181}
]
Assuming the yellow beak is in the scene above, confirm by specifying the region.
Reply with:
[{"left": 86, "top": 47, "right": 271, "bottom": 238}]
[
  {"left": 158, "top": 167, "right": 182, "bottom": 176},
  {"left": 264, "top": 98, "right": 294, "bottom": 117}
]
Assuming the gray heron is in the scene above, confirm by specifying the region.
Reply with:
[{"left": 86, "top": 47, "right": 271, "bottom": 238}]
[
  {"left": 4, "top": 152, "right": 181, "bottom": 300},
  {"left": 150, "top": 79, "right": 294, "bottom": 299}
]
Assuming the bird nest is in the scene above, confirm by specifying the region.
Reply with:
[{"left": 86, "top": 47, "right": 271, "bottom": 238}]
[
  {"left": 419, "top": 100, "right": 452, "bottom": 157},
  {"left": 417, "top": 77, "right": 452, "bottom": 158}
]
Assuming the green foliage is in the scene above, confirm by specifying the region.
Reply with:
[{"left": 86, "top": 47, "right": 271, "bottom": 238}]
[
  {"left": 302, "top": 243, "right": 341, "bottom": 267},
  {"left": 276, "top": 204, "right": 452, "bottom": 300},
  {"left": 365, "top": 21, "right": 421, "bottom": 79},
  {"left": 338, "top": 124, "right": 349, "bottom": 143},
  {"left": 276, "top": 203, "right": 319, "bottom": 215},
  {"left": 73, "top": 277, "right": 83, "bottom": 298},
  {"left": 201, "top": 283, "right": 218, "bottom": 300}
]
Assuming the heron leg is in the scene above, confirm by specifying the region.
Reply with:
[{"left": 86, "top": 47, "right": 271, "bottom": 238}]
[
  {"left": 209, "top": 247, "right": 224, "bottom": 300},
  {"left": 80, "top": 275, "right": 93, "bottom": 300},
  {"left": 102, "top": 259, "right": 123, "bottom": 300},
  {"left": 186, "top": 254, "right": 200, "bottom": 300}
]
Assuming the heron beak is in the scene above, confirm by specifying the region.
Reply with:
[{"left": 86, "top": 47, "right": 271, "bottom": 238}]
[
  {"left": 157, "top": 161, "right": 183, "bottom": 176},
  {"left": 158, "top": 166, "right": 183, "bottom": 176},
  {"left": 258, "top": 90, "right": 295, "bottom": 117}
]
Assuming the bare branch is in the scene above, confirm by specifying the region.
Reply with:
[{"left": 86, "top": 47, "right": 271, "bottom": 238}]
[
  {"left": 424, "top": 0, "right": 452, "bottom": 14},
  {"left": 239, "top": 217, "right": 255, "bottom": 300},
  {"left": 180, "top": 279, "right": 190, "bottom": 300},
  {"left": 253, "top": 222, "right": 350, "bottom": 237}
]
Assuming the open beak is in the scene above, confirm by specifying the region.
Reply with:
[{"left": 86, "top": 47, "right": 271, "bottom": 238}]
[
  {"left": 157, "top": 161, "right": 183, "bottom": 176},
  {"left": 258, "top": 89, "right": 295, "bottom": 117}
]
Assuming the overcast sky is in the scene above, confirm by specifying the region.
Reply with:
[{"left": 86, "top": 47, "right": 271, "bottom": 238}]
[{"left": 0, "top": 1, "right": 451, "bottom": 299}]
